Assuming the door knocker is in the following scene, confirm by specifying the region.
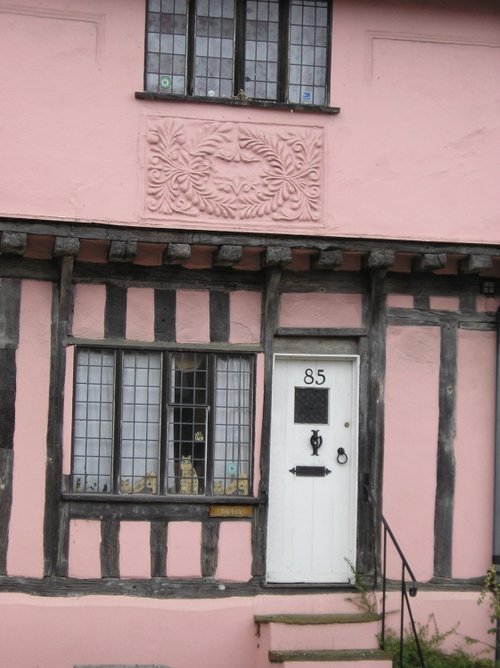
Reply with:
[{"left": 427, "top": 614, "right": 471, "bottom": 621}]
[
  {"left": 310, "top": 429, "right": 323, "bottom": 456},
  {"left": 337, "top": 447, "right": 348, "bottom": 464}
]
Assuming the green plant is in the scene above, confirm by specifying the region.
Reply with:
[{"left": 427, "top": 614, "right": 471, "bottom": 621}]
[
  {"left": 345, "top": 560, "right": 377, "bottom": 614},
  {"left": 382, "top": 615, "right": 494, "bottom": 668},
  {"left": 479, "top": 564, "right": 500, "bottom": 638}
]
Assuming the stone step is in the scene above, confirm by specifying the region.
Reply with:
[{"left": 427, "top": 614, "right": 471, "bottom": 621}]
[
  {"left": 269, "top": 648, "right": 392, "bottom": 666},
  {"left": 255, "top": 613, "right": 382, "bottom": 652}
]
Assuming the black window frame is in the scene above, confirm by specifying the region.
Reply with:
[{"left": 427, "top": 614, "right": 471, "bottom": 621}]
[
  {"left": 70, "top": 346, "right": 255, "bottom": 499},
  {"left": 142, "top": 0, "right": 334, "bottom": 111}
]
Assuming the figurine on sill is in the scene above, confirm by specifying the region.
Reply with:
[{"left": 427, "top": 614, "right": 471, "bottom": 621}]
[
  {"left": 179, "top": 455, "right": 199, "bottom": 495},
  {"left": 214, "top": 474, "right": 249, "bottom": 496},
  {"left": 120, "top": 471, "right": 158, "bottom": 494}
]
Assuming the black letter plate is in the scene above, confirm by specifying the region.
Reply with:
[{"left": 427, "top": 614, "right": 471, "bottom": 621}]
[{"left": 289, "top": 466, "right": 331, "bottom": 477}]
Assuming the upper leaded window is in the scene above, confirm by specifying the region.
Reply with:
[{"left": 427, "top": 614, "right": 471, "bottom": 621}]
[
  {"left": 145, "top": 0, "right": 331, "bottom": 106},
  {"left": 71, "top": 349, "right": 253, "bottom": 497}
]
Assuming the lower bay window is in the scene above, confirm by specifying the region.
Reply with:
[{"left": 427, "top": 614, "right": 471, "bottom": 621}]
[{"left": 71, "top": 348, "right": 254, "bottom": 497}]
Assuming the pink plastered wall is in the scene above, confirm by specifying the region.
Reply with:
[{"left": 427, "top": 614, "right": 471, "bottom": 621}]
[
  {"left": 68, "top": 519, "right": 101, "bottom": 579},
  {"left": 279, "top": 293, "right": 363, "bottom": 328},
  {"left": 120, "top": 521, "right": 151, "bottom": 578},
  {"left": 8, "top": 281, "right": 52, "bottom": 577},
  {"left": 383, "top": 326, "right": 441, "bottom": 581},
  {"left": 452, "top": 330, "right": 495, "bottom": 578},
  {"left": 387, "top": 294, "right": 414, "bottom": 308},
  {"left": 176, "top": 290, "right": 210, "bottom": 343},
  {"left": 166, "top": 521, "right": 202, "bottom": 578},
  {"left": 429, "top": 296, "right": 460, "bottom": 311},
  {"left": 230, "top": 290, "right": 261, "bottom": 343},
  {"left": 72, "top": 283, "right": 105, "bottom": 338},
  {"left": 126, "top": 287, "right": 155, "bottom": 341},
  {"left": 0, "top": 590, "right": 492, "bottom": 668},
  {"left": 216, "top": 521, "right": 252, "bottom": 582},
  {"left": 0, "top": 1, "right": 498, "bottom": 244}
]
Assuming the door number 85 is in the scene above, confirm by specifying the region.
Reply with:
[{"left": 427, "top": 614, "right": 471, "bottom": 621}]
[{"left": 303, "top": 368, "right": 326, "bottom": 385}]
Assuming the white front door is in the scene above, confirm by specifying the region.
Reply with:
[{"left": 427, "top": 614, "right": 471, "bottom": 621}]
[{"left": 266, "top": 355, "right": 359, "bottom": 583}]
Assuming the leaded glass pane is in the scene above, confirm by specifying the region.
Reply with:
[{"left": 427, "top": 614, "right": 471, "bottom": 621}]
[
  {"left": 72, "top": 349, "right": 115, "bottom": 493},
  {"left": 213, "top": 356, "right": 252, "bottom": 496},
  {"left": 288, "top": 0, "right": 328, "bottom": 105},
  {"left": 146, "top": 0, "right": 188, "bottom": 93},
  {"left": 194, "top": 0, "right": 235, "bottom": 97},
  {"left": 244, "top": 0, "right": 279, "bottom": 100},
  {"left": 119, "top": 351, "right": 161, "bottom": 495}
]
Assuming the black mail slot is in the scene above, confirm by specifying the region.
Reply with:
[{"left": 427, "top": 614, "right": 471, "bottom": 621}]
[{"left": 289, "top": 466, "right": 331, "bottom": 477}]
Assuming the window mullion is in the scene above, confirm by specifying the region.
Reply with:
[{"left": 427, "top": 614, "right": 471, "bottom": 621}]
[
  {"left": 205, "top": 354, "right": 216, "bottom": 495},
  {"left": 277, "top": 0, "right": 290, "bottom": 103},
  {"left": 112, "top": 350, "right": 123, "bottom": 494},
  {"left": 234, "top": 0, "right": 247, "bottom": 96},
  {"left": 159, "top": 351, "right": 169, "bottom": 495},
  {"left": 186, "top": 0, "right": 197, "bottom": 96}
]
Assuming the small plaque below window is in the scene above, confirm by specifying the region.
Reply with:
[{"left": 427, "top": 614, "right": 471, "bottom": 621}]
[{"left": 294, "top": 387, "right": 329, "bottom": 424}]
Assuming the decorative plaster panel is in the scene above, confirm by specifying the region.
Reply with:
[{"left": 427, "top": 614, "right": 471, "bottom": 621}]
[{"left": 144, "top": 117, "right": 324, "bottom": 229}]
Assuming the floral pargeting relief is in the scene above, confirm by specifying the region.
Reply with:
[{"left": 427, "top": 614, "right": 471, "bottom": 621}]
[{"left": 145, "top": 118, "right": 323, "bottom": 222}]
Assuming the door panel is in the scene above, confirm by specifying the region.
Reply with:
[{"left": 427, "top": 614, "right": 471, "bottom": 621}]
[{"left": 266, "top": 355, "right": 359, "bottom": 583}]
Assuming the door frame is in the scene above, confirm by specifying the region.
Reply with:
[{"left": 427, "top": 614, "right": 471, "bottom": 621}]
[{"left": 265, "top": 353, "right": 360, "bottom": 583}]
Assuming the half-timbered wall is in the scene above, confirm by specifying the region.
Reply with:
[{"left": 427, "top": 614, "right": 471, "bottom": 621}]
[
  {"left": 0, "top": 237, "right": 498, "bottom": 667},
  {"left": 1, "top": 250, "right": 497, "bottom": 587}
]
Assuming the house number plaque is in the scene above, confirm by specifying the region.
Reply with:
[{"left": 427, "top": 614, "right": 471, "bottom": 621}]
[{"left": 209, "top": 505, "right": 253, "bottom": 518}]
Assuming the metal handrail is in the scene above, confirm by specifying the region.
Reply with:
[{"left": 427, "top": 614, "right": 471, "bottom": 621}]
[{"left": 379, "top": 512, "right": 426, "bottom": 668}]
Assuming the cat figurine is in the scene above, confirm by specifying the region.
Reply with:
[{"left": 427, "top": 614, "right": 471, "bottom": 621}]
[
  {"left": 120, "top": 471, "right": 157, "bottom": 494},
  {"left": 224, "top": 474, "right": 249, "bottom": 496},
  {"left": 179, "top": 455, "right": 199, "bottom": 495}
]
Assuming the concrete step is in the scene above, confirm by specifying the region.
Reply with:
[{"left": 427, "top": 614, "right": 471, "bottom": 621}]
[
  {"left": 269, "top": 648, "right": 392, "bottom": 667},
  {"left": 255, "top": 613, "right": 382, "bottom": 652}
]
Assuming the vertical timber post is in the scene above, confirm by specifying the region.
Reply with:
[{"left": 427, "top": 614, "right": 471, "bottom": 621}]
[
  {"left": 365, "top": 269, "right": 388, "bottom": 580},
  {"left": 252, "top": 268, "right": 281, "bottom": 578},
  {"left": 44, "top": 256, "right": 74, "bottom": 576}
]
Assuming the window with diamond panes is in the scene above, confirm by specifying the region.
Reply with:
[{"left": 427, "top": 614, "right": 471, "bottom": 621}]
[
  {"left": 71, "top": 348, "right": 253, "bottom": 497},
  {"left": 145, "top": 0, "right": 331, "bottom": 106}
]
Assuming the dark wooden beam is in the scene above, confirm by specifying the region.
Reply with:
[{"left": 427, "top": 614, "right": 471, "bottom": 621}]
[
  {"left": 0, "top": 449, "right": 13, "bottom": 574},
  {"left": 361, "top": 269, "right": 388, "bottom": 576},
  {"left": 150, "top": 520, "right": 167, "bottom": 577},
  {"left": 413, "top": 253, "right": 447, "bottom": 273},
  {"left": 458, "top": 254, "right": 493, "bottom": 274},
  {"left": 262, "top": 247, "right": 292, "bottom": 268},
  {"left": 214, "top": 245, "right": 243, "bottom": 267},
  {"left": 434, "top": 321, "right": 457, "bottom": 578},
  {"left": 0, "top": 350, "right": 17, "bottom": 451},
  {"left": 363, "top": 249, "right": 395, "bottom": 270},
  {"left": 100, "top": 519, "right": 120, "bottom": 578},
  {"left": 253, "top": 269, "right": 281, "bottom": 576},
  {"left": 0, "top": 279, "right": 21, "bottom": 348},
  {"left": 53, "top": 237, "right": 80, "bottom": 257},
  {"left": 276, "top": 327, "right": 368, "bottom": 337},
  {"left": 43, "top": 257, "right": 74, "bottom": 576},
  {"left": 108, "top": 240, "right": 138, "bottom": 263},
  {"left": 201, "top": 520, "right": 220, "bottom": 577},
  {"left": 69, "top": 500, "right": 210, "bottom": 521},
  {"left": 164, "top": 243, "right": 192, "bottom": 265},
  {"left": 210, "top": 290, "right": 230, "bottom": 342},
  {"left": 0, "top": 232, "right": 27, "bottom": 255},
  {"left": 1, "top": 217, "right": 499, "bottom": 258},
  {"left": 104, "top": 285, "right": 127, "bottom": 338},
  {"left": 311, "top": 249, "right": 343, "bottom": 271},
  {"left": 154, "top": 289, "right": 176, "bottom": 342}
]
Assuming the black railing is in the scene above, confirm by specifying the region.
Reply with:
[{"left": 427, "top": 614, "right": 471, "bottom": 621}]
[{"left": 379, "top": 512, "right": 426, "bottom": 668}]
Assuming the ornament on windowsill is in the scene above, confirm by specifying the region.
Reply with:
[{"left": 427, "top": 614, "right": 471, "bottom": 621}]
[
  {"left": 120, "top": 472, "right": 158, "bottom": 494},
  {"left": 179, "top": 455, "right": 199, "bottom": 495}
]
